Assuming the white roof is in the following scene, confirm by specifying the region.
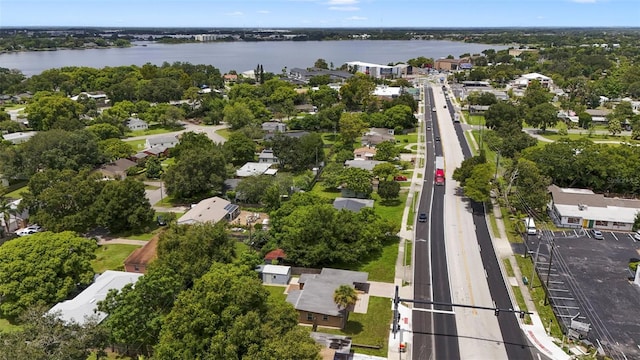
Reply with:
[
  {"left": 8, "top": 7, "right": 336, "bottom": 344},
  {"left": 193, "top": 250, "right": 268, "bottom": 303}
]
[
  {"left": 177, "top": 196, "right": 237, "bottom": 225},
  {"left": 345, "top": 61, "right": 393, "bottom": 69},
  {"left": 264, "top": 168, "right": 278, "bottom": 176},
  {"left": 373, "top": 86, "right": 402, "bottom": 97},
  {"left": 2, "top": 131, "right": 37, "bottom": 142},
  {"left": 555, "top": 204, "right": 638, "bottom": 224},
  {"left": 236, "top": 162, "right": 273, "bottom": 177},
  {"left": 263, "top": 264, "right": 291, "bottom": 276},
  {"left": 48, "top": 271, "right": 143, "bottom": 325},
  {"left": 521, "top": 72, "right": 550, "bottom": 81}
]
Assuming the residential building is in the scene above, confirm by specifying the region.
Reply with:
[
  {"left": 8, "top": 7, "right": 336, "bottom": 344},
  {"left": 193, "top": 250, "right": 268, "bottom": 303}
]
[
  {"left": 512, "top": 72, "right": 553, "bottom": 89},
  {"left": 97, "top": 158, "right": 137, "bottom": 179},
  {"left": 177, "top": 196, "right": 240, "bottom": 225},
  {"left": 333, "top": 197, "right": 374, "bottom": 212},
  {"left": 373, "top": 85, "right": 402, "bottom": 99},
  {"left": 145, "top": 134, "right": 179, "bottom": 149},
  {"left": 585, "top": 109, "right": 612, "bottom": 124},
  {"left": 48, "top": 271, "right": 143, "bottom": 325},
  {"left": 70, "top": 91, "right": 109, "bottom": 106},
  {"left": 353, "top": 146, "right": 376, "bottom": 160},
  {"left": 2, "top": 131, "right": 37, "bottom": 145},
  {"left": 548, "top": 185, "right": 640, "bottom": 231},
  {"left": 236, "top": 162, "right": 276, "bottom": 177},
  {"left": 259, "top": 264, "right": 291, "bottom": 285},
  {"left": 264, "top": 130, "right": 310, "bottom": 141},
  {"left": 344, "top": 61, "right": 412, "bottom": 79},
  {"left": 124, "top": 117, "right": 148, "bottom": 131},
  {"left": 344, "top": 159, "right": 384, "bottom": 172},
  {"left": 264, "top": 248, "right": 287, "bottom": 264},
  {"left": 124, "top": 237, "right": 158, "bottom": 274},
  {"left": 262, "top": 121, "right": 287, "bottom": 133},
  {"left": 361, "top": 128, "right": 395, "bottom": 146},
  {"left": 557, "top": 110, "right": 579, "bottom": 124},
  {"left": 258, "top": 149, "right": 279, "bottom": 164},
  {"left": 433, "top": 58, "right": 472, "bottom": 71},
  {"left": 142, "top": 146, "right": 169, "bottom": 157},
  {"left": 286, "top": 268, "right": 368, "bottom": 329},
  {"left": 508, "top": 48, "right": 539, "bottom": 57},
  {"left": 223, "top": 74, "right": 238, "bottom": 83}
]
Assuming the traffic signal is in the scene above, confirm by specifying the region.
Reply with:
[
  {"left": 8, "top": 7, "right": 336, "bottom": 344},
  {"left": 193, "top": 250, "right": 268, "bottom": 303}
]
[{"left": 494, "top": 308, "right": 500, "bottom": 316}]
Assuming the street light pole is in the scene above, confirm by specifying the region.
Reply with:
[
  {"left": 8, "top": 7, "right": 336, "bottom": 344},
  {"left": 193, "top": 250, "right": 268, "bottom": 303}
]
[{"left": 544, "top": 237, "right": 555, "bottom": 306}]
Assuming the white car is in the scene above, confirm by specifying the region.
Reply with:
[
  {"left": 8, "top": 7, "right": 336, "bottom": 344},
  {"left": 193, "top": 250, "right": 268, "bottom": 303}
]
[
  {"left": 15, "top": 225, "right": 42, "bottom": 237},
  {"left": 634, "top": 230, "right": 640, "bottom": 241}
]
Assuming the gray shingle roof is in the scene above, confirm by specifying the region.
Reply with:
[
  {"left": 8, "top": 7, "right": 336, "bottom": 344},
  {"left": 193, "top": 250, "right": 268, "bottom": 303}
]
[{"left": 333, "top": 197, "right": 374, "bottom": 212}]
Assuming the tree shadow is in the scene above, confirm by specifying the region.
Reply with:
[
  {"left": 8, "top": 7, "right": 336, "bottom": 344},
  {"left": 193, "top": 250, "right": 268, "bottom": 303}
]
[{"left": 341, "top": 320, "right": 364, "bottom": 335}]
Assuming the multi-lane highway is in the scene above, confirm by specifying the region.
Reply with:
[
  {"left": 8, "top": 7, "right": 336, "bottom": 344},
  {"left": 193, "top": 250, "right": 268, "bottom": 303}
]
[
  {"left": 412, "top": 79, "right": 533, "bottom": 360},
  {"left": 412, "top": 83, "right": 460, "bottom": 360}
]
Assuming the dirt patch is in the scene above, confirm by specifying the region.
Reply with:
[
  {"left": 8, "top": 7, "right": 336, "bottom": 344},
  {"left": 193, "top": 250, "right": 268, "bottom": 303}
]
[{"left": 230, "top": 210, "right": 270, "bottom": 227}]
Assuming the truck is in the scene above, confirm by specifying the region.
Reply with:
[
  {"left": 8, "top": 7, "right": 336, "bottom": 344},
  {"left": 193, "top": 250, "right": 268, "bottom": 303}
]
[
  {"left": 435, "top": 156, "right": 445, "bottom": 186},
  {"left": 453, "top": 113, "right": 460, "bottom": 123}
]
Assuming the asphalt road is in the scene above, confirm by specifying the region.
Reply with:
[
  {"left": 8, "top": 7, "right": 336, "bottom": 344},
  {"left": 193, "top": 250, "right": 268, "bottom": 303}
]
[
  {"left": 444, "top": 93, "right": 533, "bottom": 360},
  {"left": 412, "top": 83, "right": 460, "bottom": 360}
]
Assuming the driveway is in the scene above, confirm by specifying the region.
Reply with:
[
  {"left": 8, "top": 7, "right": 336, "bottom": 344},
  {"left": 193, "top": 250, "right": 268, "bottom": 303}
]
[{"left": 124, "top": 123, "right": 228, "bottom": 144}]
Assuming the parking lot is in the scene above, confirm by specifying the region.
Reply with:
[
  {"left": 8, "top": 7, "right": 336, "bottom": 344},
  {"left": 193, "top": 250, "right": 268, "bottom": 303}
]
[{"left": 525, "top": 230, "right": 640, "bottom": 360}]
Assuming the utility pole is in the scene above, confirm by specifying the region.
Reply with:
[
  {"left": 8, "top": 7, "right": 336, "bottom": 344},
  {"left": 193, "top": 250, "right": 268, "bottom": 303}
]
[{"left": 544, "top": 237, "right": 555, "bottom": 306}]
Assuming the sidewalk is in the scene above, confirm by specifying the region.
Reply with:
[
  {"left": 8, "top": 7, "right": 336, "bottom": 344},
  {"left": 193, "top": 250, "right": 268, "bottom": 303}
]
[
  {"left": 387, "top": 106, "right": 427, "bottom": 360},
  {"left": 488, "top": 199, "right": 570, "bottom": 360}
]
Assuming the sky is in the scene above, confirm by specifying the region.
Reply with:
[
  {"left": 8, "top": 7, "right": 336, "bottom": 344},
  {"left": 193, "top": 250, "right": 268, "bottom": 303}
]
[{"left": 1, "top": 0, "right": 639, "bottom": 28}]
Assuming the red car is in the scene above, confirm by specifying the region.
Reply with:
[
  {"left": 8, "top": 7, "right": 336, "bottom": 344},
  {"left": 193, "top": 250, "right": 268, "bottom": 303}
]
[{"left": 394, "top": 175, "right": 408, "bottom": 181}]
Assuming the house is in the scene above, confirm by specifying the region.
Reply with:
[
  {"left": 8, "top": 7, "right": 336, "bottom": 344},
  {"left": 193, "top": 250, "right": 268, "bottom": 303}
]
[
  {"left": 264, "top": 248, "right": 287, "bottom": 264},
  {"left": 262, "top": 121, "right": 287, "bottom": 133},
  {"left": 333, "top": 197, "right": 374, "bottom": 212},
  {"left": 236, "top": 162, "right": 275, "bottom": 177},
  {"left": 124, "top": 117, "right": 148, "bottom": 131},
  {"left": 177, "top": 196, "right": 240, "bottom": 225},
  {"left": 585, "top": 109, "right": 612, "bottom": 124},
  {"left": 258, "top": 149, "right": 279, "bottom": 164},
  {"left": 48, "top": 271, "right": 143, "bottom": 325},
  {"left": 557, "top": 110, "right": 579, "bottom": 124},
  {"left": 373, "top": 85, "right": 402, "bottom": 99},
  {"left": 361, "top": 128, "right": 395, "bottom": 146},
  {"left": 344, "top": 159, "right": 384, "bottom": 172},
  {"left": 512, "top": 72, "right": 553, "bottom": 89},
  {"left": 353, "top": 146, "right": 376, "bottom": 160},
  {"left": 259, "top": 264, "right": 291, "bottom": 285},
  {"left": 286, "top": 268, "right": 368, "bottom": 329},
  {"left": 70, "top": 91, "right": 109, "bottom": 106},
  {"left": 142, "top": 146, "right": 169, "bottom": 157},
  {"left": 223, "top": 73, "right": 238, "bottom": 83},
  {"left": 124, "top": 236, "right": 158, "bottom": 274},
  {"left": 264, "top": 131, "right": 310, "bottom": 141},
  {"left": 145, "top": 135, "right": 179, "bottom": 149},
  {"left": 508, "top": 48, "right": 539, "bottom": 57},
  {"left": 97, "top": 158, "right": 137, "bottom": 179},
  {"left": 548, "top": 185, "right": 640, "bottom": 231},
  {"left": 2, "top": 131, "right": 37, "bottom": 145},
  {"left": 433, "top": 58, "right": 472, "bottom": 71}
]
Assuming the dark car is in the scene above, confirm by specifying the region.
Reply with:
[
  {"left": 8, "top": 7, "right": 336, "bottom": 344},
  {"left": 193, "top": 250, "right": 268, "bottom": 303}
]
[
  {"left": 418, "top": 213, "right": 428, "bottom": 222},
  {"left": 435, "top": 135, "right": 441, "bottom": 141},
  {"left": 157, "top": 215, "right": 167, "bottom": 226}
]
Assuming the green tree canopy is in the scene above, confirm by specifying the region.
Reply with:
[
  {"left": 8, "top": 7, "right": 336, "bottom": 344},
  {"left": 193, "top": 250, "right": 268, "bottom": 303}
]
[
  {"left": 163, "top": 147, "right": 227, "bottom": 200},
  {"left": 94, "top": 178, "right": 155, "bottom": 233},
  {"left": 223, "top": 131, "right": 256, "bottom": 166},
  {"left": 26, "top": 92, "right": 84, "bottom": 131},
  {"left": 0, "top": 231, "right": 97, "bottom": 318}
]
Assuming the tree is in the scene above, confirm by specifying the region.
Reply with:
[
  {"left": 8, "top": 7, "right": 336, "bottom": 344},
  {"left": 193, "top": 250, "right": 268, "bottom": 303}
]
[
  {"left": 507, "top": 158, "right": 550, "bottom": 214},
  {"left": 339, "top": 73, "right": 376, "bottom": 112},
  {"left": 520, "top": 80, "right": 552, "bottom": 109},
  {"left": 339, "top": 112, "right": 366, "bottom": 144},
  {"left": 25, "top": 92, "right": 84, "bottom": 131},
  {"left": 0, "top": 231, "right": 97, "bottom": 318},
  {"left": 223, "top": 131, "right": 256, "bottom": 166},
  {"left": 94, "top": 178, "right": 155, "bottom": 233},
  {"left": 223, "top": 101, "right": 256, "bottom": 130},
  {"left": 378, "top": 180, "right": 401, "bottom": 201},
  {"left": 310, "top": 85, "right": 339, "bottom": 111},
  {"left": 484, "top": 101, "right": 521, "bottom": 131},
  {"left": 0, "top": 307, "right": 108, "bottom": 360},
  {"left": 154, "top": 262, "right": 319, "bottom": 359},
  {"left": 22, "top": 169, "right": 104, "bottom": 233},
  {"left": 463, "top": 163, "right": 494, "bottom": 203},
  {"left": 145, "top": 157, "right": 163, "bottom": 179},
  {"left": 526, "top": 102, "right": 558, "bottom": 132},
  {"left": 372, "top": 162, "right": 399, "bottom": 181},
  {"left": 340, "top": 167, "right": 373, "bottom": 197},
  {"left": 333, "top": 285, "right": 358, "bottom": 311},
  {"left": 373, "top": 140, "right": 400, "bottom": 161},
  {"left": 578, "top": 111, "right": 592, "bottom": 129},
  {"left": 163, "top": 148, "right": 227, "bottom": 200},
  {"left": 314, "top": 58, "right": 329, "bottom": 69},
  {"left": 383, "top": 104, "right": 417, "bottom": 130},
  {"left": 235, "top": 175, "right": 276, "bottom": 204},
  {"left": 98, "top": 138, "right": 134, "bottom": 161},
  {"left": 452, "top": 153, "right": 486, "bottom": 186},
  {"left": 86, "top": 123, "right": 122, "bottom": 140}
]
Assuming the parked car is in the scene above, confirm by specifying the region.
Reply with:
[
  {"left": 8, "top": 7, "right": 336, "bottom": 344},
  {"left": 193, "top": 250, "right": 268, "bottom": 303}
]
[
  {"left": 591, "top": 229, "right": 604, "bottom": 240},
  {"left": 394, "top": 175, "right": 408, "bottom": 181},
  {"left": 157, "top": 215, "right": 167, "bottom": 226},
  {"left": 418, "top": 213, "right": 428, "bottom": 223},
  {"left": 15, "top": 225, "right": 42, "bottom": 237},
  {"left": 435, "top": 135, "right": 441, "bottom": 141},
  {"left": 432, "top": 107, "right": 436, "bottom": 112}
]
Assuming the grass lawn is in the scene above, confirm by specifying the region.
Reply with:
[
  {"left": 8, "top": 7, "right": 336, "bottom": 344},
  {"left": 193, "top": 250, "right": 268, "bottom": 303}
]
[
  {"left": 500, "top": 206, "right": 524, "bottom": 244},
  {"left": 319, "top": 296, "right": 391, "bottom": 357},
  {"left": 332, "top": 239, "right": 398, "bottom": 283},
  {"left": 515, "top": 255, "right": 562, "bottom": 338},
  {"left": 465, "top": 113, "right": 485, "bottom": 126},
  {"left": 373, "top": 190, "right": 407, "bottom": 225},
  {"left": 263, "top": 285, "right": 288, "bottom": 302},
  {"left": 404, "top": 240, "right": 412, "bottom": 266},
  {"left": 145, "top": 184, "right": 160, "bottom": 190},
  {"left": 92, "top": 244, "right": 141, "bottom": 273},
  {"left": 322, "top": 133, "right": 339, "bottom": 145},
  {"left": 154, "top": 194, "right": 183, "bottom": 207},
  {"left": 0, "top": 104, "right": 25, "bottom": 111},
  {"left": 124, "top": 139, "right": 147, "bottom": 150},
  {"left": 406, "top": 191, "right": 417, "bottom": 228},
  {"left": 465, "top": 131, "right": 478, "bottom": 154},
  {"left": 395, "top": 133, "right": 418, "bottom": 144},
  {"left": 216, "top": 128, "right": 231, "bottom": 140},
  {"left": 503, "top": 258, "right": 515, "bottom": 277},
  {"left": 487, "top": 205, "right": 499, "bottom": 238},
  {"left": 127, "top": 126, "right": 177, "bottom": 137},
  {"left": 4, "top": 183, "right": 28, "bottom": 200},
  {"left": 512, "top": 286, "right": 532, "bottom": 324},
  {"left": 0, "top": 317, "right": 21, "bottom": 333},
  {"left": 308, "top": 181, "right": 341, "bottom": 202}
]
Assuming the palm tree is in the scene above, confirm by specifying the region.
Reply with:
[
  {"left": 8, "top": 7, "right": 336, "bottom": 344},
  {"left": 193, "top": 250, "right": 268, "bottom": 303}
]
[
  {"left": 0, "top": 195, "right": 15, "bottom": 237},
  {"left": 333, "top": 285, "right": 359, "bottom": 329}
]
